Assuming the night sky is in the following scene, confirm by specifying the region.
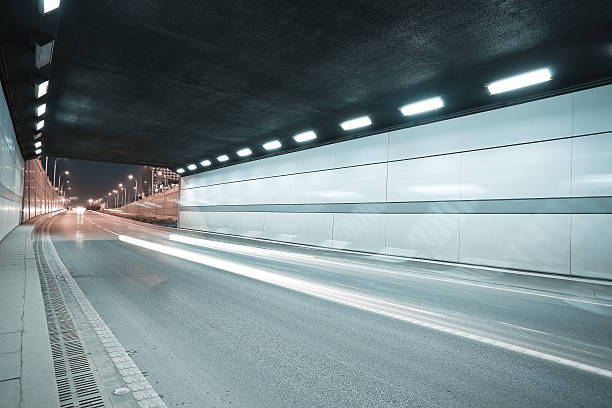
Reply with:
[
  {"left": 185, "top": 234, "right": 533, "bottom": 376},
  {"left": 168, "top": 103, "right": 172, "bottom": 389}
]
[{"left": 45, "top": 157, "right": 143, "bottom": 206}]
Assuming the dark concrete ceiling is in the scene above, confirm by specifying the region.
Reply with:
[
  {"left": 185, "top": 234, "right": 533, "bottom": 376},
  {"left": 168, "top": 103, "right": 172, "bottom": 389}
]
[{"left": 2, "top": 1, "right": 612, "bottom": 170}]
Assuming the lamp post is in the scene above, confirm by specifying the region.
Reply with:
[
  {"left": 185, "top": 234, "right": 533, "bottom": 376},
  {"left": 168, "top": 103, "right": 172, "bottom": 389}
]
[
  {"left": 57, "top": 170, "right": 69, "bottom": 191},
  {"left": 60, "top": 180, "right": 70, "bottom": 196},
  {"left": 118, "top": 183, "right": 126, "bottom": 206},
  {"left": 128, "top": 174, "right": 138, "bottom": 202},
  {"left": 113, "top": 190, "right": 118, "bottom": 208},
  {"left": 53, "top": 158, "right": 64, "bottom": 188}
]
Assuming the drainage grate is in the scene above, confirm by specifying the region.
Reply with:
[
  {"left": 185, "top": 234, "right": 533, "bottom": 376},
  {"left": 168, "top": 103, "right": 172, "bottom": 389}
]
[{"left": 34, "top": 239, "right": 107, "bottom": 408}]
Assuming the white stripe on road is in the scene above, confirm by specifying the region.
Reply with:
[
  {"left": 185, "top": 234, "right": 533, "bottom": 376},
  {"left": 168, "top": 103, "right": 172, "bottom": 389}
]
[{"left": 119, "top": 234, "right": 612, "bottom": 379}]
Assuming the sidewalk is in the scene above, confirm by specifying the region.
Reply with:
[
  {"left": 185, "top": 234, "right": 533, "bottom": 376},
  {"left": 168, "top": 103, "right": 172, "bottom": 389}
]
[{"left": 0, "top": 223, "right": 58, "bottom": 408}]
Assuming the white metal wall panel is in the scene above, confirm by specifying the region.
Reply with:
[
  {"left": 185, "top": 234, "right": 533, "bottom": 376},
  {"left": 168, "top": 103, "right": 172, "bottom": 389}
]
[
  {"left": 459, "top": 214, "right": 571, "bottom": 274},
  {"left": 388, "top": 117, "right": 461, "bottom": 161},
  {"left": 387, "top": 154, "right": 460, "bottom": 202},
  {"left": 572, "top": 132, "right": 612, "bottom": 197},
  {"left": 572, "top": 84, "right": 612, "bottom": 136},
  {"left": 385, "top": 214, "right": 460, "bottom": 262},
  {"left": 460, "top": 139, "right": 571, "bottom": 200}
]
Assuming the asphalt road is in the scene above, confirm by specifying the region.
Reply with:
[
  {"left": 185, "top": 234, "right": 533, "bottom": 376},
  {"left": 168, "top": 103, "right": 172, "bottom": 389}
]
[{"left": 47, "top": 210, "right": 612, "bottom": 407}]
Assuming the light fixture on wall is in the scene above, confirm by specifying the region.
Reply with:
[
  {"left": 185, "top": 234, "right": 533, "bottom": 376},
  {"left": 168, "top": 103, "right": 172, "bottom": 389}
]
[
  {"left": 293, "top": 131, "right": 317, "bottom": 143},
  {"left": 262, "top": 140, "right": 282, "bottom": 150},
  {"left": 36, "top": 103, "right": 46, "bottom": 117},
  {"left": 36, "top": 120, "right": 45, "bottom": 130},
  {"left": 217, "top": 154, "right": 230, "bottom": 162},
  {"left": 340, "top": 116, "right": 372, "bottom": 131},
  {"left": 200, "top": 159, "right": 211, "bottom": 167},
  {"left": 35, "top": 148, "right": 42, "bottom": 155},
  {"left": 34, "top": 34, "right": 54, "bottom": 69},
  {"left": 236, "top": 148, "right": 252, "bottom": 157},
  {"left": 39, "top": 0, "right": 61, "bottom": 14},
  {"left": 486, "top": 68, "right": 552, "bottom": 94},
  {"left": 34, "top": 78, "right": 49, "bottom": 98},
  {"left": 34, "top": 141, "right": 42, "bottom": 148},
  {"left": 187, "top": 164, "right": 197, "bottom": 171},
  {"left": 400, "top": 97, "right": 444, "bottom": 116}
]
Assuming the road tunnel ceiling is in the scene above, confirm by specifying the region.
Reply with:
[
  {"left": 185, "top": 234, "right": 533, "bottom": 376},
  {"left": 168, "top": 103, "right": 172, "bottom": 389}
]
[{"left": 2, "top": 1, "right": 612, "bottom": 171}]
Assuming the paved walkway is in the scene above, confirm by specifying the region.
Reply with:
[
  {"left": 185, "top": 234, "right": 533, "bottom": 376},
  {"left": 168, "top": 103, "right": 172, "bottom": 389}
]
[{"left": 0, "top": 223, "right": 58, "bottom": 408}]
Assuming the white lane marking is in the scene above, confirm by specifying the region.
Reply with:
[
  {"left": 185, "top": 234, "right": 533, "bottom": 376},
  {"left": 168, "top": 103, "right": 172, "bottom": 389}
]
[
  {"left": 45, "top": 218, "right": 166, "bottom": 407},
  {"left": 168, "top": 234, "right": 612, "bottom": 308},
  {"left": 496, "top": 321, "right": 552, "bottom": 336},
  {"left": 120, "top": 234, "right": 612, "bottom": 379}
]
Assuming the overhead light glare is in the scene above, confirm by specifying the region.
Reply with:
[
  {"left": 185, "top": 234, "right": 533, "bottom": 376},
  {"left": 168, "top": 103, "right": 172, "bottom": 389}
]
[
  {"left": 34, "top": 141, "right": 42, "bottom": 148},
  {"left": 35, "top": 80, "right": 49, "bottom": 98},
  {"left": 34, "top": 34, "right": 54, "bottom": 69},
  {"left": 187, "top": 164, "right": 197, "bottom": 171},
  {"left": 36, "top": 103, "right": 46, "bottom": 117},
  {"left": 486, "top": 68, "right": 552, "bottom": 95},
  {"left": 36, "top": 120, "right": 45, "bottom": 130},
  {"left": 262, "top": 140, "right": 282, "bottom": 150},
  {"left": 217, "top": 154, "right": 229, "bottom": 162},
  {"left": 237, "top": 148, "right": 252, "bottom": 157},
  {"left": 39, "top": 0, "right": 61, "bottom": 14},
  {"left": 176, "top": 168, "right": 185, "bottom": 174},
  {"left": 200, "top": 159, "right": 211, "bottom": 167},
  {"left": 293, "top": 131, "right": 317, "bottom": 143},
  {"left": 35, "top": 148, "right": 42, "bottom": 155},
  {"left": 400, "top": 97, "right": 444, "bottom": 116},
  {"left": 340, "top": 116, "right": 372, "bottom": 131}
]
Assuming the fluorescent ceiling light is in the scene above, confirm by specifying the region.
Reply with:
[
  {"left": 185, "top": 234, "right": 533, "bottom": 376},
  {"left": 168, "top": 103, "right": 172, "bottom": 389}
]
[
  {"left": 35, "top": 79, "right": 49, "bottom": 98},
  {"left": 39, "top": 0, "right": 61, "bottom": 14},
  {"left": 293, "top": 131, "right": 317, "bottom": 143},
  {"left": 36, "top": 120, "right": 45, "bottom": 130},
  {"left": 34, "top": 34, "right": 54, "bottom": 69},
  {"left": 176, "top": 168, "right": 185, "bottom": 174},
  {"left": 262, "top": 140, "right": 282, "bottom": 150},
  {"left": 200, "top": 159, "right": 211, "bottom": 167},
  {"left": 217, "top": 154, "right": 229, "bottom": 162},
  {"left": 340, "top": 116, "right": 372, "bottom": 131},
  {"left": 237, "top": 148, "right": 252, "bottom": 157},
  {"left": 187, "top": 164, "right": 197, "bottom": 171},
  {"left": 34, "top": 141, "right": 42, "bottom": 148},
  {"left": 35, "top": 149, "right": 42, "bottom": 155},
  {"left": 486, "top": 68, "right": 552, "bottom": 95},
  {"left": 36, "top": 103, "right": 46, "bottom": 117},
  {"left": 400, "top": 97, "right": 444, "bottom": 116}
]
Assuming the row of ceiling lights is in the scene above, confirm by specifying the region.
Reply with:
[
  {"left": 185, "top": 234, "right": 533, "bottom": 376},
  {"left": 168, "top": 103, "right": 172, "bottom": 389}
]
[
  {"left": 31, "top": 1, "right": 61, "bottom": 156},
  {"left": 175, "top": 67, "right": 552, "bottom": 175}
]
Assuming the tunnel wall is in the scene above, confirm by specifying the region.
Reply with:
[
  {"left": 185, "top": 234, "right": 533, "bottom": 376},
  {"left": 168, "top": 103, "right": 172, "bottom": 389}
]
[
  {"left": 0, "top": 81, "right": 24, "bottom": 242},
  {"left": 22, "top": 159, "right": 63, "bottom": 222},
  {"left": 180, "top": 84, "right": 612, "bottom": 279}
]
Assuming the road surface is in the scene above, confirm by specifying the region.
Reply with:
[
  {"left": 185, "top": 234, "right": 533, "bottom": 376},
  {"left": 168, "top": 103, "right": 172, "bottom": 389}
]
[{"left": 44, "top": 210, "right": 612, "bottom": 407}]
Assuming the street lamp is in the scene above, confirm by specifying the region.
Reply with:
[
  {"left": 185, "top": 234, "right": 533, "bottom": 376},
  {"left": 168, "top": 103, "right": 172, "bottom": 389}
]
[
  {"left": 53, "top": 158, "right": 65, "bottom": 188},
  {"left": 58, "top": 170, "right": 69, "bottom": 191},
  {"left": 128, "top": 174, "right": 138, "bottom": 202},
  {"left": 118, "top": 183, "right": 126, "bottom": 206},
  {"left": 112, "top": 190, "right": 118, "bottom": 208},
  {"left": 60, "top": 179, "right": 70, "bottom": 196}
]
